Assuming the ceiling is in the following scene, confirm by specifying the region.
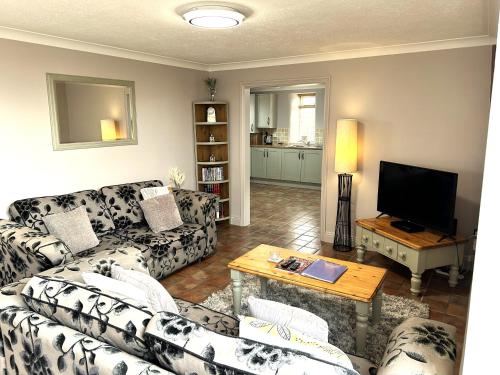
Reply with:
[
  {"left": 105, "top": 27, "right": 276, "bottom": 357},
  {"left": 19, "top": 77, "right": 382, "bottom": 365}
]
[{"left": 0, "top": 0, "right": 497, "bottom": 71}]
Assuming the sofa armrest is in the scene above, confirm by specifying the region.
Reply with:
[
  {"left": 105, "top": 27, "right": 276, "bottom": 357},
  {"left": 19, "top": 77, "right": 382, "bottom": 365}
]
[
  {"left": 0, "top": 219, "right": 73, "bottom": 286},
  {"left": 172, "top": 189, "right": 218, "bottom": 226},
  {"left": 377, "top": 317, "right": 456, "bottom": 375}
]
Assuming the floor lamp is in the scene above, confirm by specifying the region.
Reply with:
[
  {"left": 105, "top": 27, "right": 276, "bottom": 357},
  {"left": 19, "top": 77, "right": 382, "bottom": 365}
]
[{"left": 333, "top": 119, "right": 358, "bottom": 251}]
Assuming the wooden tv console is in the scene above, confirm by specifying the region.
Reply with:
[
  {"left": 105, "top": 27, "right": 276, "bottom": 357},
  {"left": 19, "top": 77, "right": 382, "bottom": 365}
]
[{"left": 355, "top": 217, "right": 467, "bottom": 295}]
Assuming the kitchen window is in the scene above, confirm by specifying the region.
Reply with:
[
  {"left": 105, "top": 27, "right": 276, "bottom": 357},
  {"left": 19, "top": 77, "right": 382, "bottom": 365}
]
[{"left": 289, "top": 93, "right": 316, "bottom": 144}]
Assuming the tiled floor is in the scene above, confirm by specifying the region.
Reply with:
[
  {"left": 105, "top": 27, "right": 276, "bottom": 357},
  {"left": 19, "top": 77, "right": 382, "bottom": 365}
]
[{"left": 162, "top": 183, "right": 470, "bottom": 372}]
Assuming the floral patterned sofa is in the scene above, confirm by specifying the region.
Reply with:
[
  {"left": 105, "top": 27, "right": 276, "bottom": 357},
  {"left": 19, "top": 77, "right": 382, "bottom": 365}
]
[{"left": 0, "top": 179, "right": 218, "bottom": 286}]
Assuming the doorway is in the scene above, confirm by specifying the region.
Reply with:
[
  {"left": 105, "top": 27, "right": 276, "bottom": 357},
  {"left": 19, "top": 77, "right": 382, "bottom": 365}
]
[{"left": 238, "top": 77, "right": 331, "bottom": 244}]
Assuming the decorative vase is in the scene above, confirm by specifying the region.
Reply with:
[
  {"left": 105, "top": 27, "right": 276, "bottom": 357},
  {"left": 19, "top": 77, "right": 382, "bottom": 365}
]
[{"left": 209, "top": 88, "right": 216, "bottom": 101}]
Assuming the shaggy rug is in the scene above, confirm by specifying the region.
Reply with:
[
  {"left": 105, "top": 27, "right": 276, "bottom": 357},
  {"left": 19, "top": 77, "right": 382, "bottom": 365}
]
[{"left": 201, "top": 274, "right": 429, "bottom": 364}]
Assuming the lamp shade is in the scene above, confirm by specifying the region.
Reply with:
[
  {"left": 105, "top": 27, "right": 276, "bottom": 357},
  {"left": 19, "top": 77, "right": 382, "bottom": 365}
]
[
  {"left": 100, "top": 119, "right": 117, "bottom": 141},
  {"left": 334, "top": 119, "right": 358, "bottom": 173}
]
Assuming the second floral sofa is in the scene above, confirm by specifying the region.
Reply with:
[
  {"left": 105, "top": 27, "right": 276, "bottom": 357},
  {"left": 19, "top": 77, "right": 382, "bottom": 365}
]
[{"left": 0, "top": 179, "right": 218, "bottom": 286}]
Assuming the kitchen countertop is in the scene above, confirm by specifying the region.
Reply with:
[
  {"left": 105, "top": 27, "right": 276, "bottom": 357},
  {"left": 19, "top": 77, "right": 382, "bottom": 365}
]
[{"left": 250, "top": 144, "right": 323, "bottom": 150}]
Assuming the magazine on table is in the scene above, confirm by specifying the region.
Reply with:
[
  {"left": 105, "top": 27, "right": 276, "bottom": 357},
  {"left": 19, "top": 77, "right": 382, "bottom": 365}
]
[{"left": 301, "top": 259, "right": 348, "bottom": 283}]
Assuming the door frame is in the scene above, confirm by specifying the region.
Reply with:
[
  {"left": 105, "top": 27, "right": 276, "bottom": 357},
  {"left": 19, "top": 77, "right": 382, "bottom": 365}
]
[{"left": 238, "top": 76, "right": 332, "bottom": 242}]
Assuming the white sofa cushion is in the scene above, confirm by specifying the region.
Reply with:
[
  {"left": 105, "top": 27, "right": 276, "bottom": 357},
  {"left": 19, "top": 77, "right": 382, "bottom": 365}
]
[
  {"left": 111, "top": 265, "right": 179, "bottom": 314},
  {"left": 139, "top": 194, "right": 183, "bottom": 233},
  {"left": 247, "top": 295, "right": 329, "bottom": 342},
  {"left": 239, "top": 315, "right": 352, "bottom": 369}
]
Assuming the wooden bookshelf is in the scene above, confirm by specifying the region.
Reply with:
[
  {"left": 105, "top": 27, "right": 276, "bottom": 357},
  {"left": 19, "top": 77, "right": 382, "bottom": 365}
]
[{"left": 193, "top": 101, "right": 230, "bottom": 223}]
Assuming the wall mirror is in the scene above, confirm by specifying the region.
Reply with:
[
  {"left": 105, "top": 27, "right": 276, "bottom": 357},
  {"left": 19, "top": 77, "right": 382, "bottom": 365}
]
[{"left": 47, "top": 73, "right": 138, "bottom": 150}]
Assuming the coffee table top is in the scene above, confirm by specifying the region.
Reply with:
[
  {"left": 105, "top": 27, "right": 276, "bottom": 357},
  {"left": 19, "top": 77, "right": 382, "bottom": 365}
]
[{"left": 228, "top": 244, "right": 387, "bottom": 303}]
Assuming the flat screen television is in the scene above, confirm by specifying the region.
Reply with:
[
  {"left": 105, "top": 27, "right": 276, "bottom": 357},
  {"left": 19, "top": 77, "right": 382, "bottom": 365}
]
[{"left": 377, "top": 161, "right": 458, "bottom": 235}]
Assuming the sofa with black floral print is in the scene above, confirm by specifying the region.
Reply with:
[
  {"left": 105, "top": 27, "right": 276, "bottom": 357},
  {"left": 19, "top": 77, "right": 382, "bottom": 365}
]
[
  {"left": 0, "top": 270, "right": 240, "bottom": 375},
  {"left": 99, "top": 180, "right": 218, "bottom": 279},
  {"left": 3, "top": 179, "right": 218, "bottom": 285}
]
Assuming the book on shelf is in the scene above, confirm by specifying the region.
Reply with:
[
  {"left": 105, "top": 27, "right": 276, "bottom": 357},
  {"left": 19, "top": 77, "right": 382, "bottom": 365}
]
[
  {"left": 301, "top": 259, "right": 347, "bottom": 283},
  {"left": 203, "top": 183, "right": 222, "bottom": 195},
  {"left": 201, "top": 167, "right": 224, "bottom": 182}
]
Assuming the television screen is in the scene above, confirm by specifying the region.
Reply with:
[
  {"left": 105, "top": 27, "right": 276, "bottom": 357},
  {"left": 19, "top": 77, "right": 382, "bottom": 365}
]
[{"left": 377, "top": 161, "right": 458, "bottom": 234}]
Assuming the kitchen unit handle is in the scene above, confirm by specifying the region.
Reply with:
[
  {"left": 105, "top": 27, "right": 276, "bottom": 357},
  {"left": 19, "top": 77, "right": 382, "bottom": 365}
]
[
  {"left": 298, "top": 152, "right": 300, "bottom": 159},
  {"left": 267, "top": 117, "right": 270, "bottom": 126},
  {"left": 302, "top": 152, "right": 305, "bottom": 160}
]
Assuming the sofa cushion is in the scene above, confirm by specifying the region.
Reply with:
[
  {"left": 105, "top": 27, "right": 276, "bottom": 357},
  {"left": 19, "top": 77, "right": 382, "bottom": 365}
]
[
  {"left": 43, "top": 205, "right": 100, "bottom": 254},
  {"left": 247, "top": 295, "right": 329, "bottom": 342},
  {"left": 239, "top": 315, "right": 352, "bottom": 368},
  {"left": 99, "top": 180, "right": 163, "bottom": 229},
  {"left": 140, "top": 194, "right": 184, "bottom": 233},
  {"left": 145, "top": 311, "right": 360, "bottom": 375},
  {"left": 22, "top": 275, "right": 156, "bottom": 360},
  {"left": 117, "top": 223, "right": 206, "bottom": 258},
  {"left": 377, "top": 317, "right": 456, "bottom": 375},
  {"left": 39, "top": 244, "right": 149, "bottom": 281},
  {"left": 9, "top": 189, "right": 115, "bottom": 236},
  {"left": 175, "top": 298, "right": 239, "bottom": 336},
  {"left": 0, "top": 306, "right": 175, "bottom": 375}
]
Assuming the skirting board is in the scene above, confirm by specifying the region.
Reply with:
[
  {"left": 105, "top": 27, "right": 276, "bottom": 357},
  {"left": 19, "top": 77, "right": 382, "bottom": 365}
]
[
  {"left": 323, "top": 231, "right": 334, "bottom": 243},
  {"left": 251, "top": 179, "right": 321, "bottom": 190}
]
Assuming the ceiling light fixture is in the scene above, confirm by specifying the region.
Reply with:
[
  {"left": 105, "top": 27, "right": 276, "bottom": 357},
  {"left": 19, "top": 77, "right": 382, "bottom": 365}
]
[{"left": 182, "top": 6, "right": 245, "bottom": 29}]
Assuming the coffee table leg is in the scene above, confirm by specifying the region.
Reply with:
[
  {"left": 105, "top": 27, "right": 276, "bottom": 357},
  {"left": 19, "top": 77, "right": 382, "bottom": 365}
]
[
  {"left": 259, "top": 277, "right": 268, "bottom": 298},
  {"left": 230, "top": 270, "right": 243, "bottom": 315},
  {"left": 355, "top": 301, "right": 370, "bottom": 356},
  {"left": 372, "top": 287, "right": 383, "bottom": 324}
]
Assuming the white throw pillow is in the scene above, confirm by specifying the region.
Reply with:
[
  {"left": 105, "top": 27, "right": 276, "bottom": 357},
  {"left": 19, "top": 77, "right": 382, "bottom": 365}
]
[
  {"left": 42, "top": 205, "right": 99, "bottom": 254},
  {"left": 247, "top": 295, "right": 329, "bottom": 342},
  {"left": 141, "top": 186, "right": 170, "bottom": 200},
  {"left": 239, "top": 315, "right": 353, "bottom": 369},
  {"left": 81, "top": 272, "right": 149, "bottom": 307},
  {"left": 111, "top": 265, "right": 179, "bottom": 314}
]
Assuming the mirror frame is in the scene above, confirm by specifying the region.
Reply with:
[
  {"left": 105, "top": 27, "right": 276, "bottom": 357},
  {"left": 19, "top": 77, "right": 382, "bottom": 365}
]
[{"left": 46, "top": 73, "right": 138, "bottom": 151}]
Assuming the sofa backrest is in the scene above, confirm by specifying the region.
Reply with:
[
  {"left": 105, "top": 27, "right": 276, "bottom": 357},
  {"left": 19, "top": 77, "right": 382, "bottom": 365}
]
[
  {"left": 99, "top": 180, "right": 163, "bottom": 229},
  {"left": 9, "top": 189, "right": 115, "bottom": 236}
]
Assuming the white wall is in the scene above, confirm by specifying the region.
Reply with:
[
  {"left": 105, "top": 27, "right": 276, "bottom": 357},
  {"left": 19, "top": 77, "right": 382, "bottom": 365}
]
[
  {"left": 461, "top": 22, "right": 499, "bottom": 374},
  {"left": 0, "top": 38, "right": 206, "bottom": 215},
  {"left": 213, "top": 47, "right": 492, "bottom": 241}
]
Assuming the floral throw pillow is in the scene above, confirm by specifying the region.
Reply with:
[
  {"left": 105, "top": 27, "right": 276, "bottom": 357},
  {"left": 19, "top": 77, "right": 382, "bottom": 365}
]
[{"left": 145, "top": 311, "right": 360, "bottom": 375}]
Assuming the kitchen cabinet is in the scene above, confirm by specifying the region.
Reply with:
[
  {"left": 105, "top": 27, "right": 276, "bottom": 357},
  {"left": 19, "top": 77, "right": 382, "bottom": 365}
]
[
  {"left": 281, "top": 149, "right": 302, "bottom": 182},
  {"left": 256, "top": 93, "right": 277, "bottom": 128},
  {"left": 251, "top": 148, "right": 266, "bottom": 179},
  {"left": 301, "top": 150, "right": 322, "bottom": 183},
  {"left": 275, "top": 148, "right": 323, "bottom": 184},
  {"left": 249, "top": 94, "right": 257, "bottom": 133},
  {"left": 251, "top": 148, "right": 282, "bottom": 180}
]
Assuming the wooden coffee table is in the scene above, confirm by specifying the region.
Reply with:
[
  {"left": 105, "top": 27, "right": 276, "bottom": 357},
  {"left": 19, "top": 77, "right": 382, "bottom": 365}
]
[{"left": 228, "top": 244, "right": 387, "bottom": 355}]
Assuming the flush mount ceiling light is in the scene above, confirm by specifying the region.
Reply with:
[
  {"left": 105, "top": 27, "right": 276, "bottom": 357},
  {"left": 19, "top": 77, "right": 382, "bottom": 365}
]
[{"left": 182, "top": 6, "right": 245, "bottom": 29}]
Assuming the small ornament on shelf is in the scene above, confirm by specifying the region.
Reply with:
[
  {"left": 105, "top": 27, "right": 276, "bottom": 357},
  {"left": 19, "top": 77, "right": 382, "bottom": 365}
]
[
  {"left": 207, "top": 106, "right": 216, "bottom": 122},
  {"left": 205, "top": 77, "right": 216, "bottom": 101},
  {"left": 209, "top": 154, "right": 216, "bottom": 162},
  {"left": 209, "top": 133, "right": 215, "bottom": 142}
]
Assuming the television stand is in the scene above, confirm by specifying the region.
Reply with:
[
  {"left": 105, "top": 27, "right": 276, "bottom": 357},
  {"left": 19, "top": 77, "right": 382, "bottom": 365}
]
[
  {"left": 355, "top": 217, "right": 467, "bottom": 295},
  {"left": 390, "top": 220, "right": 425, "bottom": 233}
]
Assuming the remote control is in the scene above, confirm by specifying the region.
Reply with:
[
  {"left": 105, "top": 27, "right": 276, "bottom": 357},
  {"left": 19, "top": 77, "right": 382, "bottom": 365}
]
[
  {"left": 289, "top": 262, "right": 300, "bottom": 271},
  {"left": 281, "top": 258, "right": 295, "bottom": 269}
]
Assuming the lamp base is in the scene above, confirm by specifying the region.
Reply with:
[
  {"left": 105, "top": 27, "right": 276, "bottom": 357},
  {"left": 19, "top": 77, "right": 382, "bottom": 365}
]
[{"left": 333, "top": 173, "right": 353, "bottom": 252}]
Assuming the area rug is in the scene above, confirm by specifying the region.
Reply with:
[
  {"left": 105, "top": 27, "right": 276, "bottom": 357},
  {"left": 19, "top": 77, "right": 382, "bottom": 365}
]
[{"left": 201, "top": 274, "right": 429, "bottom": 364}]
